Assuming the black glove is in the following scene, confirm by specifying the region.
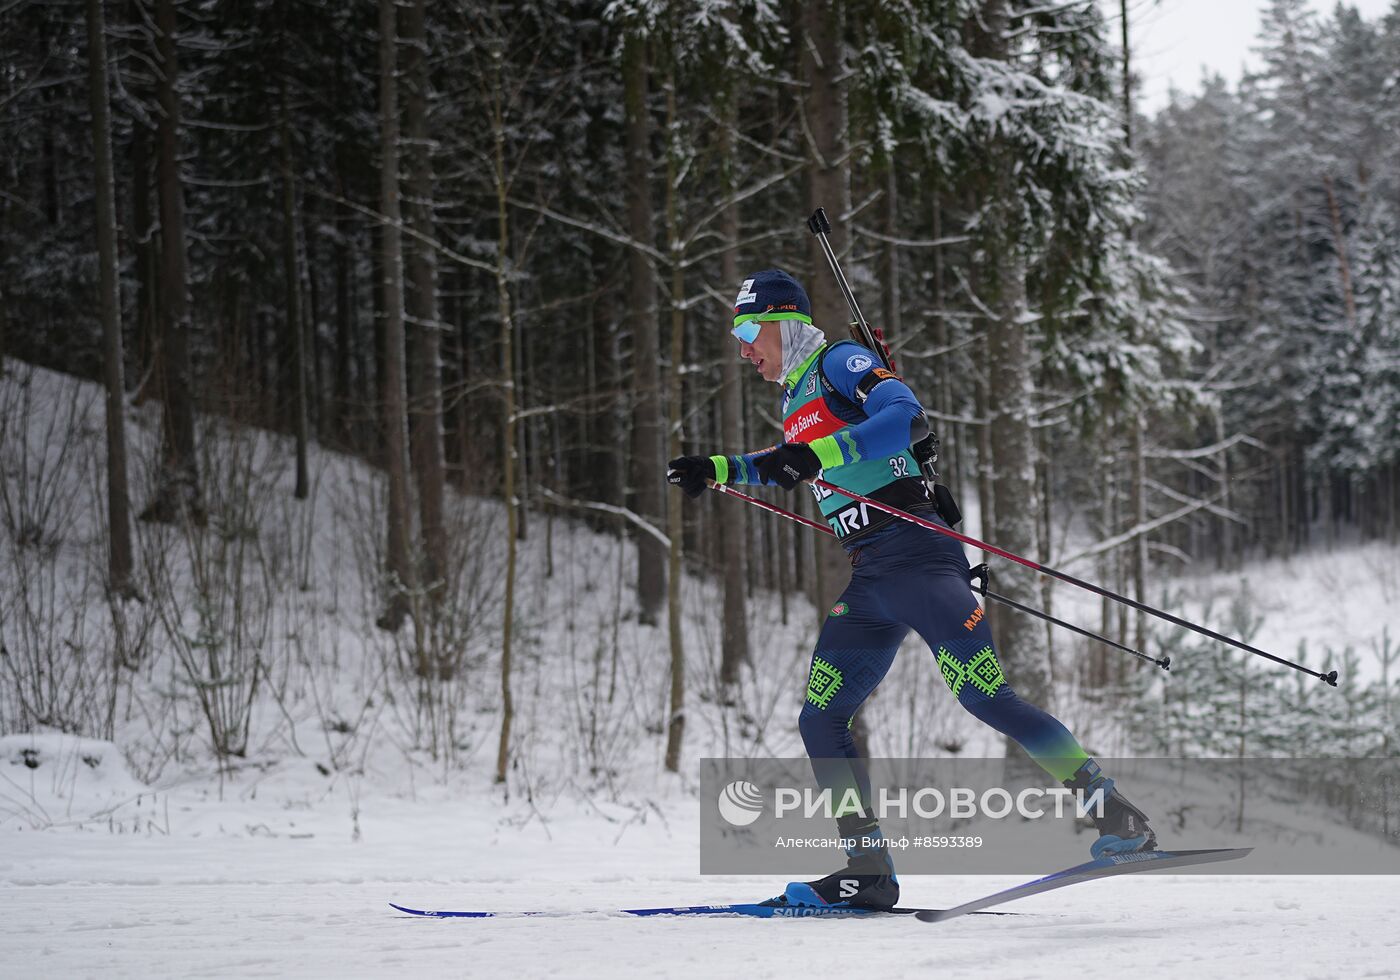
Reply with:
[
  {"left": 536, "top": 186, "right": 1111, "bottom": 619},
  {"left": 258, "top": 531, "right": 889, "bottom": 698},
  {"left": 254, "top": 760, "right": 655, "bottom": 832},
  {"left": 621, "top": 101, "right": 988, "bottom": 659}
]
[
  {"left": 756, "top": 442, "right": 822, "bottom": 490},
  {"left": 667, "top": 455, "right": 715, "bottom": 499}
]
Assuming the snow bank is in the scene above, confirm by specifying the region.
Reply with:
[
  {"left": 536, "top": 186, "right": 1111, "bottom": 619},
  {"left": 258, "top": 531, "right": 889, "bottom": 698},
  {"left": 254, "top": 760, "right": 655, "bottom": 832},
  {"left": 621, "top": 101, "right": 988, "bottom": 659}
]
[{"left": 0, "top": 733, "right": 150, "bottom": 830}]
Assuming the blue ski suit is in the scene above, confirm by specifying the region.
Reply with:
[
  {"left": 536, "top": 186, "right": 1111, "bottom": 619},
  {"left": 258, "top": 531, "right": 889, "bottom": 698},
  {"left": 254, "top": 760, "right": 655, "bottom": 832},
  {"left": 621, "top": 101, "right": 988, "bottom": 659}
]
[{"left": 719, "top": 342, "right": 1091, "bottom": 791}]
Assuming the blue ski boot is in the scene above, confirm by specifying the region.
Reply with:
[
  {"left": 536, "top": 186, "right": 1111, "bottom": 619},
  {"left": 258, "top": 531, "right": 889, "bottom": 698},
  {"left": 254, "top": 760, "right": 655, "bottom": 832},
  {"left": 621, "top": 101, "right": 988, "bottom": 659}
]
[
  {"left": 1065, "top": 759, "right": 1157, "bottom": 858},
  {"left": 763, "top": 822, "right": 899, "bottom": 911}
]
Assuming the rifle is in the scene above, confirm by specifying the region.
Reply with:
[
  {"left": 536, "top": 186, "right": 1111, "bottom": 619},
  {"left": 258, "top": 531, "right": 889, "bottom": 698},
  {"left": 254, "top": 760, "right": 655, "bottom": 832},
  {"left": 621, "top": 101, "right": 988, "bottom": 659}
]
[{"left": 806, "top": 207, "right": 962, "bottom": 527}]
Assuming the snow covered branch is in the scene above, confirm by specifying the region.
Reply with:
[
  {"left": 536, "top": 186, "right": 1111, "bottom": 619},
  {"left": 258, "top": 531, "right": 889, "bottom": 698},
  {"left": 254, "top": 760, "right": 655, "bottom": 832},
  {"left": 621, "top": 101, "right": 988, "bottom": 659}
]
[{"left": 538, "top": 488, "right": 671, "bottom": 550}]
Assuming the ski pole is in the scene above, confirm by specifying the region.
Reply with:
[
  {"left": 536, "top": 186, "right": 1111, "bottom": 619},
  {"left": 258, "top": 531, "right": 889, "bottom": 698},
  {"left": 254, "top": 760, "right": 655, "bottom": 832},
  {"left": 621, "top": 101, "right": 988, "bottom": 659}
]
[
  {"left": 810, "top": 478, "right": 1338, "bottom": 686},
  {"left": 707, "top": 482, "right": 1162, "bottom": 669},
  {"left": 966, "top": 564, "right": 1167, "bottom": 670},
  {"left": 710, "top": 480, "right": 832, "bottom": 536}
]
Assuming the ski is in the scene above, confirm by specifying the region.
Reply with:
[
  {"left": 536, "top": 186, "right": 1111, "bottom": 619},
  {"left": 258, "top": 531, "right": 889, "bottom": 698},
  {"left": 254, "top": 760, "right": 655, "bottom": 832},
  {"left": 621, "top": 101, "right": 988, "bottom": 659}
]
[
  {"left": 915, "top": 846, "right": 1253, "bottom": 923},
  {"left": 391, "top": 901, "right": 1018, "bottom": 919}
]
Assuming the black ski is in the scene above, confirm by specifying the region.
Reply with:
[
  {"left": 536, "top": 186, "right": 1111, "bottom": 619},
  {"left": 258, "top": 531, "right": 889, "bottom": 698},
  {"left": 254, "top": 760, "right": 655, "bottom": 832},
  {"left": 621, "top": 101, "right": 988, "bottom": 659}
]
[{"left": 916, "top": 846, "right": 1253, "bottom": 923}]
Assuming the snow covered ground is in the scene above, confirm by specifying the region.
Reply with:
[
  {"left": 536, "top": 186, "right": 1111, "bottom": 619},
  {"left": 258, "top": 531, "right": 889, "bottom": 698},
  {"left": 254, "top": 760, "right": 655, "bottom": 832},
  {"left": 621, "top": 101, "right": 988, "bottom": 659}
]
[
  {"left": 4, "top": 783, "right": 1400, "bottom": 978},
  {"left": 4, "top": 738, "right": 1400, "bottom": 980},
  {"left": 3, "top": 364, "right": 1398, "bottom": 978}
]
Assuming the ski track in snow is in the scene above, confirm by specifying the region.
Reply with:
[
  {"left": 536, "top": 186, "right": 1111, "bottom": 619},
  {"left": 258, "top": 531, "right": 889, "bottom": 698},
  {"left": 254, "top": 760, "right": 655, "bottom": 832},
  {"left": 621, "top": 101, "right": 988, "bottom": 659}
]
[{"left": 3, "top": 819, "right": 1400, "bottom": 978}]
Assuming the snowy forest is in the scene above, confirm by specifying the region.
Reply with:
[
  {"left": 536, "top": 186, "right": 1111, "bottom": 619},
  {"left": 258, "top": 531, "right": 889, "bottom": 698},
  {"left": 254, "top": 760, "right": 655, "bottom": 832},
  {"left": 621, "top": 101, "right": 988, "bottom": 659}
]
[{"left": 1, "top": 0, "right": 1398, "bottom": 803}]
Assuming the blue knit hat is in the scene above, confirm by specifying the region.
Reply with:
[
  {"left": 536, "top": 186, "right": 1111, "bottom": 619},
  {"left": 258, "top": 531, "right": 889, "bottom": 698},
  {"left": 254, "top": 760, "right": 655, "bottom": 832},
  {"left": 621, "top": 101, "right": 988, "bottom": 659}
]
[{"left": 732, "top": 269, "right": 813, "bottom": 335}]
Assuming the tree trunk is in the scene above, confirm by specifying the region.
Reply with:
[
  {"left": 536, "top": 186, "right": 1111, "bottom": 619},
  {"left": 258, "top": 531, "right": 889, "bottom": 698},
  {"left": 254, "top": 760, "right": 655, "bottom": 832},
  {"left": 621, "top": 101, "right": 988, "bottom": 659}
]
[
  {"left": 979, "top": 0, "right": 1047, "bottom": 708},
  {"left": 622, "top": 31, "right": 666, "bottom": 625},
  {"left": 491, "top": 77, "right": 517, "bottom": 788},
  {"left": 589, "top": 247, "right": 620, "bottom": 506},
  {"left": 279, "top": 80, "right": 310, "bottom": 501},
  {"left": 717, "top": 109, "right": 750, "bottom": 688},
  {"left": 515, "top": 313, "right": 530, "bottom": 542},
  {"left": 402, "top": 0, "right": 447, "bottom": 611},
  {"left": 777, "top": 509, "right": 792, "bottom": 625},
  {"left": 931, "top": 191, "right": 960, "bottom": 499},
  {"left": 801, "top": 0, "right": 853, "bottom": 610},
  {"left": 974, "top": 330, "right": 994, "bottom": 540},
  {"left": 663, "top": 71, "right": 686, "bottom": 773},
  {"left": 0, "top": 148, "right": 8, "bottom": 371},
  {"left": 331, "top": 52, "right": 355, "bottom": 449},
  {"left": 986, "top": 250, "right": 1045, "bottom": 703},
  {"left": 1322, "top": 174, "right": 1357, "bottom": 329},
  {"left": 1119, "top": 0, "right": 1149, "bottom": 656},
  {"left": 41, "top": 86, "right": 59, "bottom": 226},
  {"left": 129, "top": 117, "right": 158, "bottom": 405},
  {"left": 333, "top": 165, "right": 353, "bottom": 447},
  {"left": 457, "top": 281, "right": 475, "bottom": 491},
  {"left": 1120, "top": 0, "right": 1133, "bottom": 148},
  {"left": 375, "top": 0, "right": 415, "bottom": 636},
  {"left": 1037, "top": 422, "right": 1056, "bottom": 686},
  {"left": 881, "top": 167, "right": 901, "bottom": 341},
  {"left": 86, "top": 0, "right": 135, "bottom": 597},
  {"left": 302, "top": 195, "right": 324, "bottom": 439},
  {"left": 141, "top": 0, "right": 202, "bottom": 524},
  {"left": 1092, "top": 430, "right": 1115, "bottom": 688},
  {"left": 802, "top": 0, "right": 850, "bottom": 335},
  {"left": 1131, "top": 413, "right": 1148, "bottom": 655}
]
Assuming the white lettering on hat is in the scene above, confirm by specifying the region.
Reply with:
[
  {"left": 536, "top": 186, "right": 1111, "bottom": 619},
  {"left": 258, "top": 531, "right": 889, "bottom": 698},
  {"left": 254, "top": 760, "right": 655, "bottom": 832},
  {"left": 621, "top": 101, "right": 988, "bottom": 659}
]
[{"left": 735, "top": 278, "right": 758, "bottom": 305}]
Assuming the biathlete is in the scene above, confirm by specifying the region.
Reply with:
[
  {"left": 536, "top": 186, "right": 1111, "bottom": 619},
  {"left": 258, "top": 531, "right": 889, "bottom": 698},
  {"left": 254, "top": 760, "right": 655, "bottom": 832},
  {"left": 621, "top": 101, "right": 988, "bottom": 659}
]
[{"left": 667, "top": 268, "right": 1156, "bottom": 911}]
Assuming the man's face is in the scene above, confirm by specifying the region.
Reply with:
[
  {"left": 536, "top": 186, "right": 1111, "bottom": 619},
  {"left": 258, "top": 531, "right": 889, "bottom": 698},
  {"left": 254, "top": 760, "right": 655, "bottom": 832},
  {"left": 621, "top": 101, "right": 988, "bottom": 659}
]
[{"left": 738, "top": 322, "right": 784, "bottom": 383}]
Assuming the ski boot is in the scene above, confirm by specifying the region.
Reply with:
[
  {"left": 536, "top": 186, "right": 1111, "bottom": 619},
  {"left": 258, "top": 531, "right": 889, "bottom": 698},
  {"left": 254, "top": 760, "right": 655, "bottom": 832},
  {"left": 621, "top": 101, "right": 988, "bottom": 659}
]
[
  {"left": 1064, "top": 759, "right": 1157, "bottom": 858},
  {"left": 763, "top": 821, "right": 899, "bottom": 911}
]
